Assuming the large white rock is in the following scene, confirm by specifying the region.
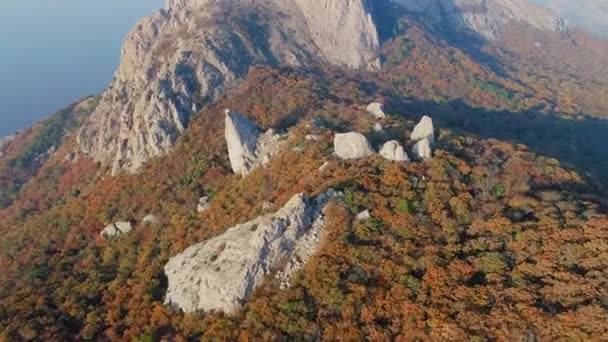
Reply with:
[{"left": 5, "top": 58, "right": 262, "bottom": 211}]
[
  {"left": 334, "top": 132, "right": 375, "bottom": 160},
  {"left": 225, "top": 110, "right": 284, "bottom": 176},
  {"left": 77, "top": 0, "right": 380, "bottom": 173},
  {"left": 412, "top": 138, "right": 433, "bottom": 160},
  {"left": 380, "top": 140, "right": 410, "bottom": 162},
  {"left": 101, "top": 222, "right": 133, "bottom": 238},
  {"left": 164, "top": 192, "right": 334, "bottom": 313},
  {"left": 225, "top": 110, "right": 261, "bottom": 176},
  {"left": 411, "top": 115, "right": 435, "bottom": 143},
  {"left": 366, "top": 102, "right": 386, "bottom": 119}
]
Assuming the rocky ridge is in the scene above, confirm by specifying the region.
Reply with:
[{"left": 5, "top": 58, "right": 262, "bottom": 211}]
[
  {"left": 77, "top": 0, "right": 380, "bottom": 174},
  {"left": 392, "top": 0, "right": 569, "bottom": 40},
  {"left": 164, "top": 191, "right": 337, "bottom": 313}
]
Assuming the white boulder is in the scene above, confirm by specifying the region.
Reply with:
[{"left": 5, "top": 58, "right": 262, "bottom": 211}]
[
  {"left": 412, "top": 138, "right": 433, "bottom": 160},
  {"left": 366, "top": 102, "right": 386, "bottom": 119},
  {"left": 334, "top": 132, "right": 375, "bottom": 160},
  {"left": 411, "top": 115, "right": 435, "bottom": 143},
  {"left": 356, "top": 210, "right": 371, "bottom": 220},
  {"left": 225, "top": 110, "right": 284, "bottom": 176},
  {"left": 379, "top": 141, "right": 410, "bottom": 162},
  {"left": 197, "top": 196, "right": 211, "bottom": 213},
  {"left": 142, "top": 214, "right": 160, "bottom": 224},
  {"left": 101, "top": 222, "right": 133, "bottom": 238},
  {"left": 164, "top": 192, "right": 335, "bottom": 313}
]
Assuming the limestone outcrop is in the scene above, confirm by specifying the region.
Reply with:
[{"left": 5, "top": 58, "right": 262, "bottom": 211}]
[
  {"left": 411, "top": 115, "right": 435, "bottom": 143},
  {"left": 197, "top": 196, "right": 211, "bottom": 213},
  {"left": 380, "top": 140, "right": 410, "bottom": 162},
  {"left": 334, "top": 132, "right": 375, "bottom": 160},
  {"left": 392, "top": 0, "right": 569, "bottom": 40},
  {"left": 77, "top": 0, "right": 381, "bottom": 173},
  {"left": 366, "top": 102, "right": 386, "bottom": 119},
  {"left": 164, "top": 191, "right": 336, "bottom": 313},
  {"left": 412, "top": 138, "right": 433, "bottom": 160},
  {"left": 225, "top": 110, "right": 284, "bottom": 176},
  {"left": 101, "top": 222, "right": 133, "bottom": 238}
]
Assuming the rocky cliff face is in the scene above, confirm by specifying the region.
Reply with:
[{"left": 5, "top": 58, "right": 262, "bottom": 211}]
[
  {"left": 77, "top": 0, "right": 380, "bottom": 173},
  {"left": 392, "top": 0, "right": 569, "bottom": 40},
  {"left": 164, "top": 192, "right": 334, "bottom": 313}
]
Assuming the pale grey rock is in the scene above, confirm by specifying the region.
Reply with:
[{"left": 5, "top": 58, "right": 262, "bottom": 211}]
[
  {"left": 0, "top": 135, "right": 15, "bottom": 158},
  {"left": 366, "top": 102, "right": 386, "bottom": 119},
  {"left": 392, "top": 0, "right": 570, "bottom": 40},
  {"left": 334, "top": 132, "right": 375, "bottom": 160},
  {"left": 356, "top": 210, "right": 371, "bottom": 220},
  {"left": 412, "top": 138, "right": 433, "bottom": 160},
  {"left": 101, "top": 222, "right": 133, "bottom": 238},
  {"left": 197, "top": 196, "right": 211, "bottom": 213},
  {"left": 225, "top": 110, "right": 284, "bottom": 176},
  {"left": 318, "top": 161, "right": 330, "bottom": 172},
  {"left": 78, "top": 0, "right": 381, "bottom": 173},
  {"left": 305, "top": 134, "right": 321, "bottom": 141},
  {"left": 225, "top": 110, "right": 261, "bottom": 176},
  {"left": 164, "top": 192, "right": 335, "bottom": 313},
  {"left": 411, "top": 115, "right": 435, "bottom": 143},
  {"left": 142, "top": 214, "right": 160, "bottom": 224},
  {"left": 373, "top": 122, "right": 384, "bottom": 133},
  {"left": 380, "top": 140, "right": 410, "bottom": 162}
]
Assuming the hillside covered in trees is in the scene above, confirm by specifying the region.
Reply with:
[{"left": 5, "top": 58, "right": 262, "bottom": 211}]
[{"left": 1, "top": 6, "right": 608, "bottom": 342}]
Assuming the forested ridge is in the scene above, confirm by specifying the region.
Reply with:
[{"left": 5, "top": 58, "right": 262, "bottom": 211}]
[{"left": 0, "top": 16, "right": 608, "bottom": 341}]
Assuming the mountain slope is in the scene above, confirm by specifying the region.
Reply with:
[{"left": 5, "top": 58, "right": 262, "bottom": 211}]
[
  {"left": 77, "top": 0, "right": 379, "bottom": 174},
  {"left": 1, "top": 0, "right": 608, "bottom": 340}
]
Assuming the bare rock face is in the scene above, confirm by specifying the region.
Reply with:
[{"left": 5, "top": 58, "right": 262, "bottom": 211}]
[
  {"left": 412, "top": 138, "right": 433, "bottom": 160},
  {"left": 101, "top": 222, "right": 133, "bottom": 238},
  {"left": 0, "top": 135, "right": 15, "bottom": 158},
  {"left": 78, "top": 0, "right": 381, "bottom": 173},
  {"left": 392, "top": 0, "right": 569, "bottom": 40},
  {"left": 366, "top": 102, "right": 387, "bottom": 119},
  {"left": 164, "top": 192, "right": 334, "bottom": 313},
  {"left": 380, "top": 140, "right": 410, "bottom": 162},
  {"left": 334, "top": 132, "right": 375, "bottom": 160},
  {"left": 197, "top": 196, "right": 211, "bottom": 213},
  {"left": 411, "top": 115, "right": 435, "bottom": 143},
  {"left": 225, "top": 110, "right": 284, "bottom": 176}
]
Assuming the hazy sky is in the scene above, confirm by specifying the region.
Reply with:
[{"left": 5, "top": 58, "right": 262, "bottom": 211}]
[
  {"left": 532, "top": 0, "right": 608, "bottom": 37},
  {"left": 0, "top": 0, "right": 163, "bottom": 136},
  {"left": 0, "top": 0, "right": 605, "bottom": 137}
]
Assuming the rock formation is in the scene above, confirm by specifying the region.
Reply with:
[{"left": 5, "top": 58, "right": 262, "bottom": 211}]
[
  {"left": 225, "top": 110, "right": 284, "bottom": 176},
  {"left": 197, "top": 196, "right": 211, "bottom": 213},
  {"left": 392, "top": 0, "right": 570, "bottom": 40},
  {"left": 380, "top": 140, "right": 410, "bottom": 162},
  {"left": 366, "top": 102, "right": 387, "bottom": 119},
  {"left": 142, "top": 214, "right": 160, "bottom": 224},
  {"left": 0, "top": 135, "right": 15, "bottom": 158},
  {"left": 334, "top": 132, "right": 375, "bottom": 160},
  {"left": 164, "top": 191, "right": 336, "bottom": 313},
  {"left": 411, "top": 115, "right": 435, "bottom": 143},
  {"left": 77, "top": 0, "right": 381, "bottom": 173},
  {"left": 100, "top": 222, "right": 133, "bottom": 238},
  {"left": 412, "top": 138, "right": 433, "bottom": 160}
]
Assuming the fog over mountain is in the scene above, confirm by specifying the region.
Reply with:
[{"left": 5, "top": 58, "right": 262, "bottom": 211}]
[{"left": 533, "top": 0, "right": 608, "bottom": 37}]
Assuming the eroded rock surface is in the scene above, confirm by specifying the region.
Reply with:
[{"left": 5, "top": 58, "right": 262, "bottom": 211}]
[
  {"left": 411, "top": 115, "right": 435, "bottom": 143},
  {"left": 334, "top": 132, "right": 375, "bottom": 160},
  {"left": 164, "top": 192, "right": 335, "bottom": 313},
  {"left": 225, "top": 110, "right": 283, "bottom": 176},
  {"left": 412, "top": 138, "right": 433, "bottom": 160},
  {"left": 77, "top": 0, "right": 380, "bottom": 173},
  {"left": 392, "top": 0, "right": 569, "bottom": 40},
  {"left": 366, "top": 102, "right": 386, "bottom": 119},
  {"left": 380, "top": 140, "right": 410, "bottom": 162}
]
